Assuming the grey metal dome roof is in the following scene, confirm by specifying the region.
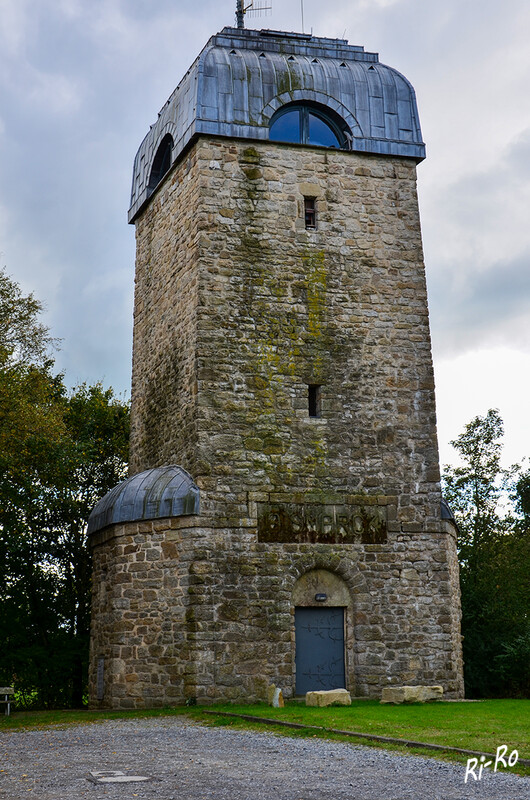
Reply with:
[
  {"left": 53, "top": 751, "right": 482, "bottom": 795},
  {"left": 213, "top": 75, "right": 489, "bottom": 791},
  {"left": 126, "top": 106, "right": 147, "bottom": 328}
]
[
  {"left": 87, "top": 465, "right": 200, "bottom": 535},
  {"left": 441, "top": 498, "right": 459, "bottom": 530},
  {"left": 129, "top": 26, "right": 425, "bottom": 222}
]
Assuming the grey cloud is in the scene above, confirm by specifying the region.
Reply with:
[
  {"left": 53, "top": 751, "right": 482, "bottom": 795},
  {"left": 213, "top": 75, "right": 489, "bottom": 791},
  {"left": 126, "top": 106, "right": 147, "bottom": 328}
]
[
  {"left": 1, "top": 0, "right": 529, "bottom": 396},
  {"left": 428, "top": 251, "right": 530, "bottom": 356},
  {"left": 425, "top": 128, "right": 530, "bottom": 357},
  {"left": 0, "top": 0, "right": 227, "bottom": 393}
]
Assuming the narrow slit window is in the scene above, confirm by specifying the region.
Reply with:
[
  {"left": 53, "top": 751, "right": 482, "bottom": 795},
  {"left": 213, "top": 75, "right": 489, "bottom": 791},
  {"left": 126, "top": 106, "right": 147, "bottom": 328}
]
[
  {"left": 308, "top": 384, "right": 321, "bottom": 418},
  {"left": 304, "top": 197, "right": 316, "bottom": 229}
]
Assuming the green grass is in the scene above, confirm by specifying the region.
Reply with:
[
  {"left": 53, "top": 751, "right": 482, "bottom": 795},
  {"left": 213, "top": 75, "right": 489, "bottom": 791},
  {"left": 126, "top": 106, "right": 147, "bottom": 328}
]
[
  {"left": 0, "top": 705, "right": 189, "bottom": 730},
  {"left": 1, "top": 700, "right": 528, "bottom": 777},
  {"left": 196, "top": 699, "right": 530, "bottom": 776},
  {"left": 199, "top": 699, "right": 529, "bottom": 757}
]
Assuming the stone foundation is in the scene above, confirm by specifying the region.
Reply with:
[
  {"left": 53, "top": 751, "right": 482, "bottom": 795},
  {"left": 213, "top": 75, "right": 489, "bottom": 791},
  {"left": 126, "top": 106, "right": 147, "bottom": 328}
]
[{"left": 89, "top": 513, "right": 463, "bottom": 708}]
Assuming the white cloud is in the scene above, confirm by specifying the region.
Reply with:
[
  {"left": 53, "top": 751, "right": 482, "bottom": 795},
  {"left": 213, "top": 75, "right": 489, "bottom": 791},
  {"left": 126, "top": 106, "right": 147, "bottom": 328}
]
[
  {"left": 0, "top": 0, "right": 32, "bottom": 58},
  {"left": 423, "top": 123, "right": 530, "bottom": 364},
  {"left": 25, "top": 69, "right": 81, "bottom": 115},
  {"left": 435, "top": 347, "right": 530, "bottom": 468},
  {"left": 57, "top": 0, "right": 84, "bottom": 20},
  {"left": 357, "top": 0, "right": 403, "bottom": 8}
]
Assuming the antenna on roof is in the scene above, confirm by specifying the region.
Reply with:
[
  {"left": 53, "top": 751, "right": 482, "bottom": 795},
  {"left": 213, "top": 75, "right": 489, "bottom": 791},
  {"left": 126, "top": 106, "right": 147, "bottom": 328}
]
[{"left": 236, "top": 0, "right": 272, "bottom": 29}]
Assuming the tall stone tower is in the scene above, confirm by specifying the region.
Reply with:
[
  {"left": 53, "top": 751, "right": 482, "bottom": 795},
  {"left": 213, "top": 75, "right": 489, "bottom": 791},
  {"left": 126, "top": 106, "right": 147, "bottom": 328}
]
[{"left": 88, "top": 25, "right": 464, "bottom": 708}]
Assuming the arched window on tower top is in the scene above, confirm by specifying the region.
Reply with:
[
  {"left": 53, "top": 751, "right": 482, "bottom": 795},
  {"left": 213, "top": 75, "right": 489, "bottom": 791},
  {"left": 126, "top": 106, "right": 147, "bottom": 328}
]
[
  {"left": 147, "top": 134, "right": 174, "bottom": 193},
  {"left": 269, "top": 103, "right": 350, "bottom": 149}
]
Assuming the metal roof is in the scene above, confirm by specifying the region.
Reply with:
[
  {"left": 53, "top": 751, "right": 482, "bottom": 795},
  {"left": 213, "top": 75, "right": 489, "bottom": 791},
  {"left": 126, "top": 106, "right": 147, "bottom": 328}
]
[
  {"left": 128, "top": 27, "right": 425, "bottom": 222},
  {"left": 441, "top": 498, "right": 458, "bottom": 530},
  {"left": 87, "top": 465, "right": 200, "bottom": 535}
]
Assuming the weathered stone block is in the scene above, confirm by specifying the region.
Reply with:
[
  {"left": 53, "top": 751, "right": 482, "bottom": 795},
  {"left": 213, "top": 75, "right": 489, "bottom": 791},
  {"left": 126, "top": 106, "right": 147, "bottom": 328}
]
[
  {"left": 380, "top": 685, "right": 444, "bottom": 704},
  {"left": 306, "top": 689, "right": 351, "bottom": 707}
]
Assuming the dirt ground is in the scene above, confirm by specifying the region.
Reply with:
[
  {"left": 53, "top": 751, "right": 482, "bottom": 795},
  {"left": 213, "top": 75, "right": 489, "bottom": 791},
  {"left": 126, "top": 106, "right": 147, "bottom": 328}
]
[{"left": 1, "top": 716, "right": 528, "bottom": 800}]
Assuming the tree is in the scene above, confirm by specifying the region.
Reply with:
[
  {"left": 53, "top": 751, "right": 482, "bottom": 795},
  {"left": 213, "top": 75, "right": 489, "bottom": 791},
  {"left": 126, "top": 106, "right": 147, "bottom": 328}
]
[
  {"left": 0, "top": 269, "right": 129, "bottom": 707},
  {"left": 514, "top": 468, "right": 530, "bottom": 525},
  {"left": 442, "top": 409, "right": 505, "bottom": 551},
  {"left": 0, "top": 267, "right": 57, "bottom": 368},
  {"left": 0, "top": 379, "right": 130, "bottom": 708},
  {"left": 50, "top": 383, "right": 130, "bottom": 706},
  {"left": 0, "top": 363, "right": 68, "bottom": 706},
  {"left": 442, "top": 410, "right": 530, "bottom": 697}
]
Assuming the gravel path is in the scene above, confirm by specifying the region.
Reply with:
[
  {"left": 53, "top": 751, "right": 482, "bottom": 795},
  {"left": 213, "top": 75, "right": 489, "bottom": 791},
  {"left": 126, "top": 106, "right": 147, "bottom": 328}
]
[{"left": 0, "top": 716, "right": 528, "bottom": 800}]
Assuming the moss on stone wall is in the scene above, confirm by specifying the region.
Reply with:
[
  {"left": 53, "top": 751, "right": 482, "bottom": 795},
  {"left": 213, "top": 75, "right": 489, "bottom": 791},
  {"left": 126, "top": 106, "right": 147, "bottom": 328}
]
[
  {"left": 131, "top": 136, "right": 442, "bottom": 509},
  {"left": 92, "top": 136, "right": 464, "bottom": 712}
]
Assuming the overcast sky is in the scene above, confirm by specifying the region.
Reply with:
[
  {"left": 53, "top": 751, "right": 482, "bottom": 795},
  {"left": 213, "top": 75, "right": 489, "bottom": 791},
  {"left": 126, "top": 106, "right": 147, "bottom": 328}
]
[{"left": 1, "top": 0, "right": 529, "bottom": 468}]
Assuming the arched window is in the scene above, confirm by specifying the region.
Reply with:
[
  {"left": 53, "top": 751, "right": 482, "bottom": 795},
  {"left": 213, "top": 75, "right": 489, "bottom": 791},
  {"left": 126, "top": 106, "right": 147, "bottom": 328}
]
[
  {"left": 147, "top": 134, "right": 173, "bottom": 192},
  {"left": 269, "top": 103, "right": 349, "bottom": 149}
]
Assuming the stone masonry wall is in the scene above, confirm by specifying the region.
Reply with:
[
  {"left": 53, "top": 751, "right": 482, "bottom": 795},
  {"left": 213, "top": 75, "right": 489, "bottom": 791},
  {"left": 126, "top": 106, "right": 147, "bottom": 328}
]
[
  {"left": 130, "top": 148, "right": 201, "bottom": 474},
  {"left": 89, "top": 515, "right": 463, "bottom": 708},
  {"left": 131, "top": 138, "right": 440, "bottom": 531},
  {"left": 102, "top": 135, "right": 466, "bottom": 708}
]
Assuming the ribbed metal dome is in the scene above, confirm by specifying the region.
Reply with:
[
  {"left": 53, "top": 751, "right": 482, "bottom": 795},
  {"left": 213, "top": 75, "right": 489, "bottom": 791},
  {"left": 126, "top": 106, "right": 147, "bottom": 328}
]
[
  {"left": 87, "top": 465, "right": 200, "bottom": 535},
  {"left": 440, "top": 498, "right": 458, "bottom": 528}
]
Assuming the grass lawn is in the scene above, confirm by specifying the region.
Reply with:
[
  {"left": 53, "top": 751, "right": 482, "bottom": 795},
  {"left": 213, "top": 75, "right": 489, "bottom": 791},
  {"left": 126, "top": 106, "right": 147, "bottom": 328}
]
[
  {"left": 0, "top": 705, "right": 190, "bottom": 730},
  {"left": 199, "top": 699, "right": 529, "bottom": 756},
  {"left": 1, "top": 699, "right": 528, "bottom": 776},
  {"left": 197, "top": 699, "right": 530, "bottom": 776}
]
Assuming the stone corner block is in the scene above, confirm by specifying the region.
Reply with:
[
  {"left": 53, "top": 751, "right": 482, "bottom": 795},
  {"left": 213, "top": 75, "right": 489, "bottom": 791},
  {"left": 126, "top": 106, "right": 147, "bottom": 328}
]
[
  {"left": 305, "top": 689, "right": 351, "bottom": 707},
  {"left": 380, "top": 685, "right": 444, "bottom": 704}
]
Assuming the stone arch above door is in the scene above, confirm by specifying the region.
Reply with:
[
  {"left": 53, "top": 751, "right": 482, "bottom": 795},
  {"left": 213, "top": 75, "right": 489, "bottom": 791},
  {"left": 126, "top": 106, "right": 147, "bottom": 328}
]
[
  {"left": 292, "top": 569, "right": 351, "bottom": 607},
  {"left": 292, "top": 569, "right": 354, "bottom": 695}
]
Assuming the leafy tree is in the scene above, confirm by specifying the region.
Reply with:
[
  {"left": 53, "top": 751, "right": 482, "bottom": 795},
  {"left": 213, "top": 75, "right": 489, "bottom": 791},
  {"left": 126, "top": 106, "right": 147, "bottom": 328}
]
[
  {"left": 0, "top": 381, "right": 129, "bottom": 708},
  {"left": 50, "top": 383, "right": 130, "bottom": 706},
  {"left": 442, "top": 410, "right": 530, "bottom": 697},
  {"left": 442, "top": 409, "right": 505, "bottom": 550},
  {"left": 0, "top": 363, "right": 68, "bottom": 706},
  {"left": 0, "top": 269, "right": 129, "bottom": 707},
  {"left": 514, "top": 468, "right": 530, "bottom": 524},
  {"left": 0, "top": 267, "right": 57, "bottom": 367}
]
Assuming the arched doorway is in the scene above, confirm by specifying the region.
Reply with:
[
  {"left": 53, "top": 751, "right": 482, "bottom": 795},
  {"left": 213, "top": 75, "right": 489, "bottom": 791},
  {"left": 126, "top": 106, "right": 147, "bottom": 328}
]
[{"left": 292, "top": 570, "right": 352, "bottom": 694}]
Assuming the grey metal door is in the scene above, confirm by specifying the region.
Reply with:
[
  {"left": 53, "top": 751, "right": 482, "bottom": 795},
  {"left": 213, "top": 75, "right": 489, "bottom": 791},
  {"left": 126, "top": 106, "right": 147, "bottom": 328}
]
[{"left": 295, "top": 607, "right": 345, "bottom": 694}]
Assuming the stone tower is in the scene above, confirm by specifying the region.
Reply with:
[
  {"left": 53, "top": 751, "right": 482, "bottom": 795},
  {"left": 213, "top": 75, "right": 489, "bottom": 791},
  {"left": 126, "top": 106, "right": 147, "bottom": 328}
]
[{"left": 88, "top": 25, "right": 464, "bottom": 708}]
